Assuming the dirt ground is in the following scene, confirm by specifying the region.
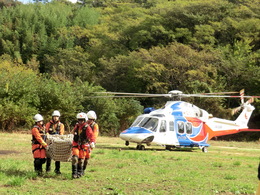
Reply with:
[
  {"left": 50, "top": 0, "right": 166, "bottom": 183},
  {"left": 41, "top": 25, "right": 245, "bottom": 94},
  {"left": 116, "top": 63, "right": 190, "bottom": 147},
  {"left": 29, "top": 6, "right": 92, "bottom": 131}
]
[{"left": 0, "top": 150, "right": 19, "bottom": 155}]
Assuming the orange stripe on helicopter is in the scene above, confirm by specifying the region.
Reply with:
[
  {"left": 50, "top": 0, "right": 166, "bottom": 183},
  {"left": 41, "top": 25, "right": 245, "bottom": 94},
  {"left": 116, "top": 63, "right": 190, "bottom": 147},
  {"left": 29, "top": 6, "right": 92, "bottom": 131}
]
[
  {"left": 205, "top": 125, "right": 260, "bottom": 140},
  {"left": 186, "top": 117, "right": 208, "bottom": 142}
]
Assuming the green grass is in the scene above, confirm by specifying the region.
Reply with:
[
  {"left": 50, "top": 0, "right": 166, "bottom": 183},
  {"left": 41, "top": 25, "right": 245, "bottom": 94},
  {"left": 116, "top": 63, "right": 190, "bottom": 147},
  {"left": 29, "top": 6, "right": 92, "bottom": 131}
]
[{"left": 0, "top": 133, "right": 259, "bottom": 194}]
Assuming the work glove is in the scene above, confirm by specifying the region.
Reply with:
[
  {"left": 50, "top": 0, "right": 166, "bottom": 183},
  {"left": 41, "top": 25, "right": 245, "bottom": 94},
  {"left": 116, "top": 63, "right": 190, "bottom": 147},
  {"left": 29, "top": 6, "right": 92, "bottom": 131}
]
[{"left": 90, "top": 142, "right": 95, "bottom": 149}]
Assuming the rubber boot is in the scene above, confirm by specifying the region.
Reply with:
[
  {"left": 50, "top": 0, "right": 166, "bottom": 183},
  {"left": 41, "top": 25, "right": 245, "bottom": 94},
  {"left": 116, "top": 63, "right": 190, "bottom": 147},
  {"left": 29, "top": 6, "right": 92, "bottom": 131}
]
[
  {"left": 82, "top": 159, "right": 88, "bottom": 176},
  {"left": 34, "top": 158, "right": 42, "bottom": 176},
  {"left": 72, "top": 155, "right": 78, "bottom": 179},
  {"left": 54, "top": 161, "right": 61, "bottom": 174},
  {"left": 34, "top": 158, "right": 40, "bottom": 173},
  {"left": 46, "top": 157, "right": 51, "bottom": 173},
  {"left": 72, "top": 165, "right": 78, "bottom": 179},
  {"left": 77, "top": 159, "right": 84, "bottom": 178}
]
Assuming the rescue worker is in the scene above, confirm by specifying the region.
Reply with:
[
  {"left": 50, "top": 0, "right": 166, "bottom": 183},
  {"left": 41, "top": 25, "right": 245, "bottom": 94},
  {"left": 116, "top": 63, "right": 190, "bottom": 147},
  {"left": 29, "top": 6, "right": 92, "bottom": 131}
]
[
  {"left": 45, "top": 110, "right": 65, "bottom": 174},
  {"left": 257, "top": 163, "right": 260, "bottom": 180},
  {"left": 257, "top": 163, "right": 260, "bottom": 195},
  {"left": 82, "top": 110, "right": 99, "bottom": 175},
  {"left": 31, "top": 114, "right": 48, "bottom": 176},
  {"left": 71, "top": 112, "right": 95, "bottom": 179}
]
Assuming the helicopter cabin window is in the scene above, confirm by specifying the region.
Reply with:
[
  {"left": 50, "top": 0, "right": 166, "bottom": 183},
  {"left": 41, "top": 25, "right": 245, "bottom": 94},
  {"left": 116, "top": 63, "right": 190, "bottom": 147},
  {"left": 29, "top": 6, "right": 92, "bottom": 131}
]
[
  {"left": 169, "top": 121, "right": 174, "bottom": 131},
  {"left": 178, "top": 121, "right": 185, "bottom": 134},
  {"left": 131, "top": 116, "right": 144, "bottom": 127},
  {"left": 142, "top": 118, "right": 158, "bottom": 132},
  {"left": 159, "top": 120, "right": 166, "bottom": 132},
  {"left": 186, "top": 122, "right": 192, "bottom": 134}
]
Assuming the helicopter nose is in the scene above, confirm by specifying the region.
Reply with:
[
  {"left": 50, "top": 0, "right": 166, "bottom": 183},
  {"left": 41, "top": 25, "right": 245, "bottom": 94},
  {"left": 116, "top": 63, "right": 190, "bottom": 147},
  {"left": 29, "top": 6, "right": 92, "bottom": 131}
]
[{"left": 119, "top": 128, "right": 154, "bottom": 143}]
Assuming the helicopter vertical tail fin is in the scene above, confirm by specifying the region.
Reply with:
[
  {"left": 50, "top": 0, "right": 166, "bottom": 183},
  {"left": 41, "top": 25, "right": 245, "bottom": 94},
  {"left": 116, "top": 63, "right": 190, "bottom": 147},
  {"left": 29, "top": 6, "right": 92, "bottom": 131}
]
[{"left": 234, "top": 102, "right": 255, "bottom": 128}]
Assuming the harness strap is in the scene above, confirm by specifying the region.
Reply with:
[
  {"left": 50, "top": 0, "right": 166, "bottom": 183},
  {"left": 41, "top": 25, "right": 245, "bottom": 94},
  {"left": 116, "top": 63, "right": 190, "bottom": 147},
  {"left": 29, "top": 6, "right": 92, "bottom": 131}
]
[{"left": 32, "top": 146, "right": 46, "bottom": 153}]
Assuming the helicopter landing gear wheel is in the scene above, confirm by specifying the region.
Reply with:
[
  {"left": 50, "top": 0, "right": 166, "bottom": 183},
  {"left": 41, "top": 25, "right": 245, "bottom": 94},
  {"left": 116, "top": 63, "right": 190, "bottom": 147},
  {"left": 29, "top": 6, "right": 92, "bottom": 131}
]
[
  {"left": 136, "top": 145, "right": 145, "bottom": 150},
  {"left": 166, "top": 146, "right": 171, "bottom": 150},
  {"left": 140, "top": 145, "right": 145, "bottom": 150},
  {"left": 202, "top": 147, "right": 208, "bottom": 153}
]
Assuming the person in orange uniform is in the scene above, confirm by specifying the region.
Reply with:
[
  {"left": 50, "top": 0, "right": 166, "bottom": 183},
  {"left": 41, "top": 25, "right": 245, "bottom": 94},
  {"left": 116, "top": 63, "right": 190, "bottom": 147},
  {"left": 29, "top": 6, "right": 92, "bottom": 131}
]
[
  {"left": 45, "top": 110, "right": 65, "bottom": 174},
  {"left": 71, "top": 112, "right": 95, "bottom": 179},
  {"left": 82, "top": 110, "right": 99, "bottom": 175},
  {"left": 31, "top": 114, "right": 48, "bottom": 176}
]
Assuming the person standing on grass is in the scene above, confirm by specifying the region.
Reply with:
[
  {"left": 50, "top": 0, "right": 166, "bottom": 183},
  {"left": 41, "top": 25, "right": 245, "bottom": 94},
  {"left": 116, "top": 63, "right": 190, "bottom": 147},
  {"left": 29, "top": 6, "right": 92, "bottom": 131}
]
[
  {"left": 82, "top": 110, "right": 99, "bottom": 175},
  {"left": 258, "top": 163, "right": 260, "bottom": 180},
  {"left": 257, "top": 163, "right": 260, "bottom": 195},
  {"left": 45, "top": 110, "right": 65, "bottom": 174},
  {"left": 71, "top": 112, "right": 95, "bottom": 179},
  {"left": 31, "top": 114, "right": 48, "bottom": 176}
]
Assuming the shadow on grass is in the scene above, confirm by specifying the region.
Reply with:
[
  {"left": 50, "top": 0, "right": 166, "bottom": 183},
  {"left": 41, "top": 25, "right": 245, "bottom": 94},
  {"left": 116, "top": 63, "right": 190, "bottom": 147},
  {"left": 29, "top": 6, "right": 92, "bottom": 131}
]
[
  {"left": 96, "top": 145, "right": 194, "bottom": 152},
  {"left": 0, "top": 167, "right": 71, "bottom": 180}
]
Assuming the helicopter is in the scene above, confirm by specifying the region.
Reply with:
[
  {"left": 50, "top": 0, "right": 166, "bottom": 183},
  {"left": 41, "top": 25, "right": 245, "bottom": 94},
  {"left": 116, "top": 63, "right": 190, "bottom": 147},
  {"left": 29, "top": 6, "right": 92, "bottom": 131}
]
[{"left": 98, "top": 89, "right": 260, "bottom": 152}]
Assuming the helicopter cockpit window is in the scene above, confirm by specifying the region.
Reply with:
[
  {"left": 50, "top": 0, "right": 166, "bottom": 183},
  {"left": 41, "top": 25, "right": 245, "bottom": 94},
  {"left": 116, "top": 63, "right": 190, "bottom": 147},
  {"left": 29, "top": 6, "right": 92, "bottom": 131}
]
[
  {"left": 178, "top": 121, "right": 185, "bottom": 134},
  {"left": 169, "top": 121, "right": 174, "bottom": 131},
  {"left": 131, "top": 116, "right": 144, "bottom": 127},
  {"left": 141, "top": 118, "right": 158, "bottom": 132},
  {"left": 186, "top": 122, "right": 192, "bottom": 134},
  {"left": 159, "top": 120, "right": 166, "bottom": 132}
]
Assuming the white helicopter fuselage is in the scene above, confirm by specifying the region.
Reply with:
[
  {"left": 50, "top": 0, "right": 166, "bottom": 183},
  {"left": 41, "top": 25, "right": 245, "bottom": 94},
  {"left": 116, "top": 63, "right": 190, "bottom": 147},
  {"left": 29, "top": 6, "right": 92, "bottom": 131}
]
[{"left": 119, "top": 100, "right": 257, "bottom": 151}]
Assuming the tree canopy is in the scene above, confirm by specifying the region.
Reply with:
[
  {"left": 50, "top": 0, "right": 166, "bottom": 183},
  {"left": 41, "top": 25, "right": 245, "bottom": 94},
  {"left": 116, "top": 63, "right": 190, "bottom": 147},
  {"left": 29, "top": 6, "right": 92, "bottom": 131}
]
[{"left": 0, "top": 0, "right": 259, "bottom": 139}]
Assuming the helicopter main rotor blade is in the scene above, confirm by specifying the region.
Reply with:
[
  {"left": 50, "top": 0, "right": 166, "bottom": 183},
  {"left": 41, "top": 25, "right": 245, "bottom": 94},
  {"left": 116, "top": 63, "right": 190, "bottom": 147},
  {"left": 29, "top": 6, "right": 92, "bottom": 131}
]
[
  {"left": 94, "top": 91, "right": 171, "bottom": 97},
  {"left": 88, "top": 95, "right": 169, "bottom": 98},
  {"left": 198, "top": 91, "right": 239, "bottom": 95},
  {"left": 93, "top": 91, "right": 260, "bottom": 99},
  {"left": 183, "top": 94, "right": 260, "bottom": 98}
]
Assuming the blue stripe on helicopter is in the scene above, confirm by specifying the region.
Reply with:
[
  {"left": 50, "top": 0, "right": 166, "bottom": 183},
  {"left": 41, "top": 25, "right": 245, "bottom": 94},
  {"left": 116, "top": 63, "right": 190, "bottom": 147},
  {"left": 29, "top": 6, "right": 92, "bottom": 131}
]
[
  {"left": 121, "top": 127, "right": 152, "bottom": 134},
  {"left": 189, "top": 123, "right": 203, "bottom": 137},
  {"left": 170, "top": 102, "right": 183, "bottom": 116}
]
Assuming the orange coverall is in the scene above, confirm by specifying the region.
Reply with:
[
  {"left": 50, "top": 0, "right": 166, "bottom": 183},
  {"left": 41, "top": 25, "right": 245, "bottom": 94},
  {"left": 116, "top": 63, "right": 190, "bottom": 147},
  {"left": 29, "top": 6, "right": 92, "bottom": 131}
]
[
  {"left": 45, "top": 120, "right": 65, "bottom": 135},
  {"left": 31, "top": 125, "right": 47, "bottom": 174},
  {"left": 71, "top": 122, "right": 94, "bottom": 159},
  {"left": 31, "top": 125, "right": 47, "bottom": 158},
  {"left": 85, "top": 121, "right": 99, "bottom": 158},
  {"left": 45, "top": 120, "right": 65, "bottom": 173},
  {"left": 71, "top": 122, "right": 94, "bottom": 178}
]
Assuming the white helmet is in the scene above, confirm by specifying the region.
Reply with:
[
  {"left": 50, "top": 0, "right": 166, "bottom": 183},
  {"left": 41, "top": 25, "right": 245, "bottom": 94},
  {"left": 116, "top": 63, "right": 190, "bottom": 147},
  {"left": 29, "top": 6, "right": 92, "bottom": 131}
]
[
  {"left": 34, "top": 114, "right": 44, "bottom": 122},
  {"left": 52, "top": 110, "right": 61, "bottom": 117},
  {"left": 87, "top": 110, "right": 97, "bottom": 120},
  {"left": 77, "top": 112, "right": 87, "bottom": 121}
]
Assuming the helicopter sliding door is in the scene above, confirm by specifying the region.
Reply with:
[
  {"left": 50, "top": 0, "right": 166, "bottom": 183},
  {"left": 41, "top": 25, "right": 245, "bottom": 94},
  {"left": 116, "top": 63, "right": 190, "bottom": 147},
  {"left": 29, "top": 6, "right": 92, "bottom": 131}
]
[
  {"left": 164, "top": 119, "right": 179, "bottom": 145},
  {"left": 153, "top": 119, "right": 167, "bottom": 144},
  {"left": 153, "top": 116, "right": 178, "bottom": 145}
]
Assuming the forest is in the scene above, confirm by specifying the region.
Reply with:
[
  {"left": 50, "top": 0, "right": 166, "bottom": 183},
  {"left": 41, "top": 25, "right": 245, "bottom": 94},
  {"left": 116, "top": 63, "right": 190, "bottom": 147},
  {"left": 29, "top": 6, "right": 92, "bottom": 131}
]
[{"left": 0, "top": 0, "right": 259, "bottom": 139}]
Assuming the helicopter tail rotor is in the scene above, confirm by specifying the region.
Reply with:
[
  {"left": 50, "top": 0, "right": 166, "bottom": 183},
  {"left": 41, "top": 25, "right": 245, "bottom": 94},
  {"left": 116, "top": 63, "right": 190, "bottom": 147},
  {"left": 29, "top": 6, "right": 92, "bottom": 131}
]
[{"left": 231, "top": 89, "right": 254, "bottom": 115}]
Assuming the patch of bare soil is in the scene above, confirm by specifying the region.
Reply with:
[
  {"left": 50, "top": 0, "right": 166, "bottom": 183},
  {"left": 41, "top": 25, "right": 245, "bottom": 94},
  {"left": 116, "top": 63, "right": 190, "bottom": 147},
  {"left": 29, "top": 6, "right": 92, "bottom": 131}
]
[{"left": 0, "top": 150, "right": 19, "bottom": 155}]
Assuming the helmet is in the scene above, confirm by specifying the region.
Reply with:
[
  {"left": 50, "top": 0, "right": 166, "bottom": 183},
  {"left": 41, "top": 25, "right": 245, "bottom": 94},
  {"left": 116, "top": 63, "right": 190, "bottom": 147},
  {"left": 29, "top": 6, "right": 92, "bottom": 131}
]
[
  {"left": 87, "top": 110, "right": 97, "bottom": 120},
  {"left": 77, "top": 112, "right": 87, "bottom": 120},
  {"left": 52, "top": 110, "right": 61, "bottom": 117},
  {"left": 34, "top": 114, "right": 44, "bottom": 122}
]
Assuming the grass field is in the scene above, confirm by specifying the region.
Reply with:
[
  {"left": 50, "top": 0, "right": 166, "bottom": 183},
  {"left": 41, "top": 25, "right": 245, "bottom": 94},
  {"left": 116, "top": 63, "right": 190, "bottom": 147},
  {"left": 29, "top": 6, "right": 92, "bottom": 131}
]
[{"left": 0, "top": 133, "right": 259, "bottom": 195}]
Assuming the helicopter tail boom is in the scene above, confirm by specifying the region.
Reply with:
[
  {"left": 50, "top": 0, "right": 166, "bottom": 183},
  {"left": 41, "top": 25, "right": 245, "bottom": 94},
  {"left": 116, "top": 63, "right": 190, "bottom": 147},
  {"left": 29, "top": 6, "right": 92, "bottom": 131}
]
[{"left": 205, "top": 103, "right": 258, "bottom": 140}]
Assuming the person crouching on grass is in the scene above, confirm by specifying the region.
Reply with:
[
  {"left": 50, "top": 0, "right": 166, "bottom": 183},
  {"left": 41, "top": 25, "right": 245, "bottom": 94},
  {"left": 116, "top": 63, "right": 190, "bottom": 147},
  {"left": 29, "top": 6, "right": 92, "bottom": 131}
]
[
  {"left": 31, "top": 114, "right": 48, "bottom": 176},
  {"left": 71, "top": 112, "right": 95, "bottom": 179}
]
